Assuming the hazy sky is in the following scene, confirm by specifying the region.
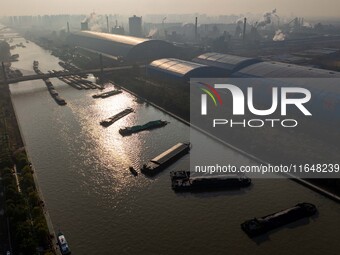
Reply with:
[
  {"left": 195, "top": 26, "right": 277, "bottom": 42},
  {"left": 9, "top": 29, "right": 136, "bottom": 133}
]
[{"left": 1, "top": 0, "right": 340, "bottom": 18}]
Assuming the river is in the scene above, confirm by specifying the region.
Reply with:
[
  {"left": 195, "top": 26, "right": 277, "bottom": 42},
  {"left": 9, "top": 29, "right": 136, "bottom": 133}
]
[{"left": 8, "top": 36, "right": 340, "bottom": 255}]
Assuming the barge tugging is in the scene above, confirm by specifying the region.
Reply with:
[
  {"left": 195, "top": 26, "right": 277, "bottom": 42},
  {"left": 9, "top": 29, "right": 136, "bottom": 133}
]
[
  {"left": 141, "top": 142, "right": 191, "bottom": 176},
  {"left": 241, "top": 202, "right": 317, "bottom": 237},
  {"left": 119, "top": 120, "right": 168, "bottom": 136},
  {"left": 100, "top": 108, "right": 134, "bottom": 127},
  {"left": 170, "top": 171, "right": 251, "bottom": 192}
]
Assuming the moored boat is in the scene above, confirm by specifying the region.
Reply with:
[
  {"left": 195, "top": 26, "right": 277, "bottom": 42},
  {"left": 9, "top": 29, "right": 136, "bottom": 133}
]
[
  {"left": 119, "top": 120, "right": 168, "bottom": 136},
  {"left": 92, "top": 89, "right": 122, "bottom": 99},
  {"left": 170, "top": 171, "right": 251, "bottom": 192},
  {"left": 241, "top": 203, "right": 317, "bottom": 237},
  {"left": 100, "top": 108, "right": 133, "bottom": 127},
  {"left": 57, "top": 232, "right": 71, "bottom": 255},
  {"left": 141, "top": 143, "right": 191, "bottom": 176}
]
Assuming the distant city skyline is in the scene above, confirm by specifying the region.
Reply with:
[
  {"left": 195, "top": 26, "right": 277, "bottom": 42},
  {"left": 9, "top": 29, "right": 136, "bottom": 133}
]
[{"left": 1, "top": 0, "right": 340, "bottom": 18}]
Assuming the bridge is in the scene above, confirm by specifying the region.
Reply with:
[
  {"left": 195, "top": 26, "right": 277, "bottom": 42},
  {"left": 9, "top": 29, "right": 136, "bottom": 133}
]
[{"left": 0, "top": 65, "right": 145, "bottom": 85}]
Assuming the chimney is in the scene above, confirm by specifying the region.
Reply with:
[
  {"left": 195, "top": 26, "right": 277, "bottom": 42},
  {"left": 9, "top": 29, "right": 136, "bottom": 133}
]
[
  {"left": 243, "top": 17, "right": 247, "bottom": 41},
  {"left": 195, "top": 17, "right": 198, "bottom": 40},
  {"left": 106, "top": 16, "right": 109, "bottom": 32},
  {"left": 67, "top": 22, "right": 70, "bottom": 33}
]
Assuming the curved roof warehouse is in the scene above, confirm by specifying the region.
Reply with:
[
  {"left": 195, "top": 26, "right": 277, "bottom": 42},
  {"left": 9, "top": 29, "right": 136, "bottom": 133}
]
[
  {"left": 233, "top": 61, "right": 340, "bottom": 78},
  {"left": 148, "top": 58, "right": 228, "bottom": 81},
  {"left": 67, "top": 31, "right": 179, "bottom": 62},
  {"left": 193, "top": 52, "right": 261, "bottom": 74}
]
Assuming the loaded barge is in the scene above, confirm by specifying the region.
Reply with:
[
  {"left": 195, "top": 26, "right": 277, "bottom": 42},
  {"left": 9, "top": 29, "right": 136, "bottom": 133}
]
[
  {"left": 100, "top": 108, "right": 133, "bottom": 127},
  {"left": 170, "top": 171, "right": 251, "bottom": 192},
  {"left": 141, "top": 142, "right": 191, "bottom": 176},
  {"left": 44, "top": 78, "right": 66, "bottom": 106},
  {"left": 119, "top": 120, "right": 168, "bottom": 136},
  {"left": 92, "top": 89, "right": 122, "bottom": 99},
  {"left": 241, "top": 203, "right": 317, "bottom": 237}
]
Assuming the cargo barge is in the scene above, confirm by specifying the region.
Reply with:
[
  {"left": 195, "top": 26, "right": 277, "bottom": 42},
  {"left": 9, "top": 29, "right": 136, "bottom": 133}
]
[
  {"left": 33, "top": 60, "right": 43, "bottom": 74},
  {"left": 41, "top": 77, "right": 67, "bottom": 106},
  {"left": 92, "top": 89, "right": 122, "bottom": 99},
  {"left": 54, "top": 95, "right": 67, "bottom": 106},
  {"left": 100, "top": 108, "right": 133, "bottom": 127},
  {"left": 170, "top": 171, "right": 251, "bottom": 192},
  {"left": 119, "top": 120, "right": 168, "bottom": 136},
  {"left": 241, "top": 203, "right": 317, "bottom": 237},
  {"left": 141, "top": 142, "right": 191, "bottom": 176}
]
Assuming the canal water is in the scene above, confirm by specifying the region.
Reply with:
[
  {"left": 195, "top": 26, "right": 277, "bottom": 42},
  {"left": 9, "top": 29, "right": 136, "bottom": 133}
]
[{"left": 8, "top": 36, "right": 340, "bottom": 255}]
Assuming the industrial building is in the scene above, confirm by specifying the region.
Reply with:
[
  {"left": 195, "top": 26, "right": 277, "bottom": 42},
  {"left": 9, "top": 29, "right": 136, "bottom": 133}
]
[
  {"left": 193, "top": 52, "right": 261, "bottom": 74},
  {"left": 67, "top": 31, "right": 178, "bottom": 62},
  {"left": 191, "top": 52, "right": 340, "bottom": 123},
  {"left": 146, "top": 52, "right": 340, "bottom": 123},
  {"left": 147, "top": 58, "right": 228, "bottom": 81},
  {"left": 129, "top": 15, "right": 142, "bottom": 37},
  {"left": 81, "top": 21, "right": 89, "bottom": 31},
  {"left": 233, "top": 61, "right": 340, "bottom": 78}
]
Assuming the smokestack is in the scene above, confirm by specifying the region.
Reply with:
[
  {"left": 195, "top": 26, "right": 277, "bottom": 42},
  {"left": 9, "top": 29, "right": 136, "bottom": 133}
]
[
  {"left": 106, "top": 16, "right": 109, "bottom": 32},
  {"left": 243, "top": 17, "right": 247, "bottom": 41},
  {"left": 195, "top": 17, "right": 198, "bottom": 40},
  {"left": 67, "top": 22, "right": 70, "bottom": 33}
]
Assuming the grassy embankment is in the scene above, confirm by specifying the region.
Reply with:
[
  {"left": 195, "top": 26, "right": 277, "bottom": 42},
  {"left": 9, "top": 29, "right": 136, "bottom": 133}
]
[{"left": 1, "top": 45, "right": 54, "bottom": 254}]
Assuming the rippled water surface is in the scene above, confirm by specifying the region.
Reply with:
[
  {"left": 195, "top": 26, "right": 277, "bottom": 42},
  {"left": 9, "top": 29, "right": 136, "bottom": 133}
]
[{"left": 8, "top": 37, "right": 340, "bottom": 255}]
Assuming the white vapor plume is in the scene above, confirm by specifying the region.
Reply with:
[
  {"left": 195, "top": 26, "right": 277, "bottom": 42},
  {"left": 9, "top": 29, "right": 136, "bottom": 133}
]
[
  {"left": 257, "top": 8, "right": 277, "bottom": 28},
  {"left": 235, "top": 17, "right": 245, "bottom": 25},
  {"left": 83, "top": 12, "right": 96, "bottom": 23},
  {"left": 91, "top": 24, "right": 103, "bottom": 32},
  {"left": 147, "top": 28, "right": 158, "bottom": 37},
  {"left": 273, "top": 29, "right": 286, "bottom": 41},
  {"left": 303, "top": 21, "right": 312, "bottom": 28}
]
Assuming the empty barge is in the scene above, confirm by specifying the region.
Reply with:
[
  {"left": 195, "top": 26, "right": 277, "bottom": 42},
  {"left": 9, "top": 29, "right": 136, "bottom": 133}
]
[
  {"left": 141, "top": 142, "right": 191, "bottom": 176},
  {"left": 119, "top": 120, "right": 168, "bottom": 136},
  {"left": 100, "top": 108, "right": 133, "bottom": 127},
  {"left": 170, "top": 171, "right": 251, "bottom": 192},
  {"left": 241, "top": 203, "right": 317, "bottom": 237}
]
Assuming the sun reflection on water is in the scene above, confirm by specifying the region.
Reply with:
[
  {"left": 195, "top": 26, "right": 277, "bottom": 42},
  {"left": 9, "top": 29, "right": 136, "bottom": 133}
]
[{"left": 65, "top": 85, "right": 150, "bottom": 197}]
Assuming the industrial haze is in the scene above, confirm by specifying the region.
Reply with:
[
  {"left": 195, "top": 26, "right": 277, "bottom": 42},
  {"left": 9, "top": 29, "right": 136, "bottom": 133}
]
[{"left": 1, "top": 0, "right": 340, "bottom": 19}]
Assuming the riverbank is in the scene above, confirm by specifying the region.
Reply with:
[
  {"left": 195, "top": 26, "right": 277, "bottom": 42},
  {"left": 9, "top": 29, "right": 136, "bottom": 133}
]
[{"left": 0, "top": 82, "right": 56, "bottom": 254}]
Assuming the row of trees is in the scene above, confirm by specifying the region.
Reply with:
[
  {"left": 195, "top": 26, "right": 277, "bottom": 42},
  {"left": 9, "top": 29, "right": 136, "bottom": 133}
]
[{"left": 1, "top": 152, "right": 54, "bottom": 255}]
